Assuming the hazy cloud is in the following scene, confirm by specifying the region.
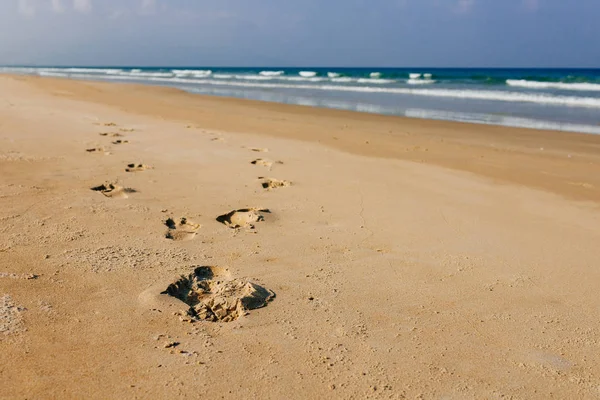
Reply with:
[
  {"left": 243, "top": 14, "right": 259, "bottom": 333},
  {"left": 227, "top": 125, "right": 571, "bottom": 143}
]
[
  {"left": 457, "top": 0, "right": 475, "bottom": 13},
  {"left": 73, "top": 0, "right": 91, "bottom": 13},
  {"left": 523, "top": 0, "right": 539, "bottom": 11},
  {"left": 18, "top": 0, "right": 35, "bottom": 17},
  {"left": 51, "top": 0, "right": 65, "bottom": 13}
]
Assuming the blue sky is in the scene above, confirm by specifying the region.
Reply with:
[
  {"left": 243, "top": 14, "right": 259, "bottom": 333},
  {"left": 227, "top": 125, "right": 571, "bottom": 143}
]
[{"left": 0, "top": 0, "right": 598, "bottom": 67}]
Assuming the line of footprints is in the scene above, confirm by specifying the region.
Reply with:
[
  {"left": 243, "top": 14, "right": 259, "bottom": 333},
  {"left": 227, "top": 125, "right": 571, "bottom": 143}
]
[
  {"left": 88, "top": 123, "right": 287, "bottom": 322},
  {"left": 88, "top": 123, "right": 292, "bottom": 242}
]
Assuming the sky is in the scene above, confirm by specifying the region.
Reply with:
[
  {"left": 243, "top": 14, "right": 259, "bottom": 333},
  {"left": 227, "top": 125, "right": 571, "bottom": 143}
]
[{"left": 0, "top": 0, "right": 598, "bottom": 67}]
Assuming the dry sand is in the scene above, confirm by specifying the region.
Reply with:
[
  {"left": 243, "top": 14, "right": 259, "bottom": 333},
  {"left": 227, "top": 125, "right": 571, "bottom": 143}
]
[{"left": 1, "top": 75, "right": 600, "bottom": 399}]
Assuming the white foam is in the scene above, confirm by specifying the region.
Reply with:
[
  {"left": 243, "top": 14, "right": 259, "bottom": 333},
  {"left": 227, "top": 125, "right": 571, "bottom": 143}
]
[
  {"left": 172, "top": 69, "right": 212, "bottom": 77},
  {"left": 331, "top": 77, "right": 353, "bottom": 83},
  {"left": 423, "top": 73, "right": 433, "bottom": 79},
  {"left": 409, "top": 73, "right": 422, "bottom": 79},
  {"left": 213, "top": 74, "right": 234, "bottom": 79},
  {"left": 506, "top": 79, "right": 600, "bottom": 92},
  {"left": 357, "top": 78, "right": 395, "bottom": 84},
  {"left": 327, "top": 72, "right": 341, "bottom": 78},
  {"left": 116, "top": 71, "right": 173, "bottom": 78},
  {"left": 259, "top": 71, "right": 284, "bottom": 76},
  {"left": 299, "top": 71, "right": 317, "bottom": 77},
  {"left": 407, "top": 79, "right": 436, "bottom": 85},
  {"left": 26, "top": 70, "right": 600, "bottom": 110},
  {"left": 370, "top": 72, "right": 382, "bottom": 78}
]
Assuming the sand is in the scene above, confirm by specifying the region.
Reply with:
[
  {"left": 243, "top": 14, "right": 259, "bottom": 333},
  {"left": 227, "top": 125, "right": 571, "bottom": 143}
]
[{"left": 1, "top": 75, "right": 600, "bottom": 399}]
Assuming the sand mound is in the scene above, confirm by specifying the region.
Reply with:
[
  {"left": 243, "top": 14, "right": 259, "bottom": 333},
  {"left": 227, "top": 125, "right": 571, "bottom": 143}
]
[
  {"left": 91, "top": 182, "right": 136, "bottom": 199},
  {"left": 165, "top": 217, "right": 201, "bottom": 241},
  {"left": 216, "top": 208, "right": 270, "bottom": 229},
  {"left": 125, "top": 163, "right": 152, "bottom": 172},
  {"left": 162, "top": 266, "right": 275, "bottom": 322},
  {"left": 259, "top": 177, "right": 291, "bottom": 190}
]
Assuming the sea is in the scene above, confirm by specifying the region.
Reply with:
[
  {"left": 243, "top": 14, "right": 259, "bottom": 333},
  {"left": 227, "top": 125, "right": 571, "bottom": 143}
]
[{"left": 3, "top": 66, "right": 600, "bottom": 134}]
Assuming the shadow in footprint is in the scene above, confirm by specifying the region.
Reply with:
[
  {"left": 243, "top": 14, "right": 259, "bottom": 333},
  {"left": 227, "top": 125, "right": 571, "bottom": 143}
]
[
  {"left": 259, "top": 177, "right": 292, "bottom": 190},
  {"left": 251, "top": 159, "right": 283, "bottom": 168},
  {"left": 165, "top": 217, "right": 201, "bottom": 241},
  {"left": 126, "top": 163, "right": 152, "bottom": 172},
  {"left": 112, "top": 140, "right": 129, "bottom": 145},
  {"left": 86, "top": 147, "right": 107, "bottom": 153},
  {"left": 162, "top": 266, "right": 275, "bottom": 322},
  {"left": 99, "top": 132, "right": 123, "bottom": 137},
  {"left": 91, "top": 182, "right": 136, "bottom": 199},
  {"left": 217, "top": 208, "right": 271, "bottom": 229}
]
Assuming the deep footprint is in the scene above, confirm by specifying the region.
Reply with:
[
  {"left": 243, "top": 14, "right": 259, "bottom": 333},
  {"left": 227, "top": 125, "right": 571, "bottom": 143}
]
[
  {"left": 162, "top": 266, "right": 275, "bottom": 322},
  {"left": 91, "top": 182, "right": 136, "bottom": 199},
  {"left": 125, "top": 163, "right": 152, "bottom": 172},
  {"left": 251, "top": 159, "right": 283, "bottom": 168},
  {"left": 99, "top": 132, "right": 123, "bottom": 137},
  {"left": 259, "top": 177, "right": 292, "bottom": 190},
  {"left": 165, "top": 217, "right": 201, "bottom": 241},
  {"left": 216, "top": 208, "right": 270, "bottom": 229},
  {"left": 112, "top": 140, "right": 129, "bottom": 145},
  {"left": 86, "top": 147, "right": 107, "bottom": 153}
]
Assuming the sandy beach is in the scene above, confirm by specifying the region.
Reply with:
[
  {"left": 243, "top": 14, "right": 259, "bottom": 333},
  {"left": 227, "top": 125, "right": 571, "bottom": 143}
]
[{"left": 2, "top": 74, "right": 600, "bottom": 399}]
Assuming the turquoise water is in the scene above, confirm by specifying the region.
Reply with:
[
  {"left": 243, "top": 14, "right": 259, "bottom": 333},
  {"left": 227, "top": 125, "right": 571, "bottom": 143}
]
[{"left": 3, "top": 66, "right": 600, "bottom": 133}]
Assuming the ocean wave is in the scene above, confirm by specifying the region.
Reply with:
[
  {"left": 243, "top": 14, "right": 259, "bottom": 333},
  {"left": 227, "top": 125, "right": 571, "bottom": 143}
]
[
  {"left": 506, "top": 79, "right": 600, "bottom": 92},
  {"left": 370, "top": 72, "right": 382, "bottom": 78},
  {"left": 299, "top": 71, "right": 317, "bottom": 77},
  {"left": 357, "top": 78, "right": 395, "bottom": 84},
  {"left": 409, "top": 73, "right": 421, "bottom": 79},
  {"left": 213, "top": 74, "right": 234, "bottom": 79},
  {"left": 30, "top": 71, "right": 600, "bottom": 109},
  {"left": 116, "top": 71, "right": 174, "bottom": 78},
  {"left": 407, "top": 79, "right": 436, "bottom": 85},
  {"left": 259, "top": 71, "right": 284, "bottom": 76},
  {"left": 331, "top": 77, "right": 353, "bottom": 83},
  {"left": 327, "top": 72, "right": 341, "bottom": 78},
  {"left": 172, "top": 69, "right": 212, "bottom": 77}
]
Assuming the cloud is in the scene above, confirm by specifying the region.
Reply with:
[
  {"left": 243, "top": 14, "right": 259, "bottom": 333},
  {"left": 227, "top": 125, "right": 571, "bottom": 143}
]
[
  {"left": 51, "top": 0, "right": 65, "bottom": 13},
  {"left": 457, "top": 0, "right": 475, "bottom": 13},
  {"left": 73, "top": 0, "right": 91, "bottom": 13},
  {"left": 140, "top": 0, "right": 157, "bottom": 15},
  {"left": 523, "top": 0, "right": 539, "bottom": 11},
  {"left": 18, "top": 0, "right": 35, "bottom": 17}
]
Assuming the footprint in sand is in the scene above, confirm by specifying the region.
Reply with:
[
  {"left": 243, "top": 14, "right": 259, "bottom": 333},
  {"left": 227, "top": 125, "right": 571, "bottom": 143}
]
[
  {"left": 91, "top": 182, "right": 136, "bottom": 199},
  {"left": 244, "top": 147, "right": 269, "bottom": 153},
  {"left": 259, "top": 177, "right": 292, "bottom": 190},
  {"left": 217, "top": 208, "right": 271, "bottom": 229},
  {"left": 162, "top": 266, "right": 275, "bottom": 322},
  {"left": 119, "top": 128, "right": 135, "bottom": 132},
  {"left": 99, "top": 132, "right": 123, "bottom": 137},
  {"left": 86, "top": 147, "right": 109, "bottom": 154},
  {"left": 165, "top": 217, "right": 201, "bottom": 241},
  {"left": 210, "top": 137, "right": 225, "bottom": 142},
  {"left": 103, "top": 122, "right": 117, "bottom": 127},
  {"left": 125, "top": 163, "right": 152, "bottom": 172},
  {"left": 112, "top": 140, "right": 129, "bottom": 145},
  {"left": 251, "top": 159, "right": 283, "bottom": 168}
]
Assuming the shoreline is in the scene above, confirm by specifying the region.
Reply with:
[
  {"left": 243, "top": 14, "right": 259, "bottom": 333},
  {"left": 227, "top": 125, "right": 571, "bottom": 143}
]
[{"left": 9, "top": 73, "right": 600, "bottom": 203}]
